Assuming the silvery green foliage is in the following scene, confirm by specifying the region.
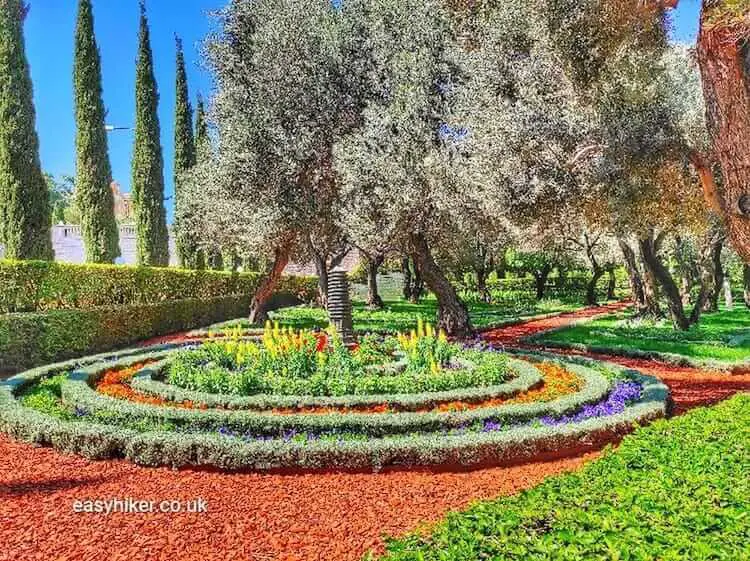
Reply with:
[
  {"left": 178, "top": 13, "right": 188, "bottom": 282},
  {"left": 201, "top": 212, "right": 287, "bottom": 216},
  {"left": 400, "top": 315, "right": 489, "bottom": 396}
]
[
  {"left": 180, "top": 0, "right": 364, "bottom": 260},
  {"left": 658, "top": 44, "right": 709, "bottom": 155},
  {"left": 334, "top": 0, "right": 469, "bottom": 250},
  {"left": 452, "top": 1, "right": 597, "bottom": 230}
]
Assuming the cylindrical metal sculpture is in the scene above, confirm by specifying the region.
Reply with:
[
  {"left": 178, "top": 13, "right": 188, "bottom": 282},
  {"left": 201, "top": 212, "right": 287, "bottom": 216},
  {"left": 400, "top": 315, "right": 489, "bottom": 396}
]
[{"left": 327, "top": 267, "right": 355, "bottom": 345}]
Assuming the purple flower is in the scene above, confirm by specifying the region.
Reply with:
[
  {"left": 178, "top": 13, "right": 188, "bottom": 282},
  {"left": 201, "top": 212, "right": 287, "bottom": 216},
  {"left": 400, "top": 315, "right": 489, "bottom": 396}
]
[
  {"left": 541, "top": 381, "right": 642, "bottom": 427},
  {"left": 482, "top": 420, "right": 503, "bottom": 432}
]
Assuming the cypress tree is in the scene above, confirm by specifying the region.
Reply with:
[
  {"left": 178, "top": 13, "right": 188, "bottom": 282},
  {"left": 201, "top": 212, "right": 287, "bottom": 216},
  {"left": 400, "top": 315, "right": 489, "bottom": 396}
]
[
  {"left": 173, "top": 35, "right": 197, "bottom": 268},
  {"left": 131, "top": 1, "right": 169, "bottom": 267},
  {"left": 0, "top": 0, "right": 53, "bottom": 260},
  {"left": 192, "top": 93, "right": 208, "bottom": 270},
  {"left": 74, "top": 0, "right": 119, "bottom": 263},
  {"left": 193, "top": 95, "right": 222, "bottom": 270},
  {"left": 194, "top": 93, "right": 208, "bottom": 154}
]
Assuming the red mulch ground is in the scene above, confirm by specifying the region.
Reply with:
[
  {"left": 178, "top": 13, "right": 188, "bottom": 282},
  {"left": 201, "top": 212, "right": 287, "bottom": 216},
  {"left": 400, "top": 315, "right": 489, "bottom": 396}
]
[{"left": 1, "top": 302, "right": 747, "bottom": 561}]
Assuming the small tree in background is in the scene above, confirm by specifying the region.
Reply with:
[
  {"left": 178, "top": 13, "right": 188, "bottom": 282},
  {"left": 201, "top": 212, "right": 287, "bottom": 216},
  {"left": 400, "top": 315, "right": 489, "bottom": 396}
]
[
  {"left": 173, "top": 35, "right": 198, "bottom": 269},
  {"left": 73, "top": 0, "right": 119, "bottom": 263},
  {"left": 131, "top": 1, "right": 169, "bottom": 267},
  {"left": 0, "top": 0, "right": 53, "bottom": 260}
]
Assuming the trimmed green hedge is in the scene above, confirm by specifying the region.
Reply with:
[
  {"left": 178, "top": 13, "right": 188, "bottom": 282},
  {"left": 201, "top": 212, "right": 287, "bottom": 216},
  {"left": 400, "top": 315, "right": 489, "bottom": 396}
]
[
  {"left": 59, "top": 350, "right": 614, "bottom": 437},
  {"left": 131, "top": 357, "right": 543, "bottom": 411},
  {"left": 0, "top": 297, "right": 250, "bottom": 374},
  {"left": 0, "top": 350, "right": 669, "bottom": 471},
  {"left": 0, "top": 259, "right": 317, "bottom": 313}
]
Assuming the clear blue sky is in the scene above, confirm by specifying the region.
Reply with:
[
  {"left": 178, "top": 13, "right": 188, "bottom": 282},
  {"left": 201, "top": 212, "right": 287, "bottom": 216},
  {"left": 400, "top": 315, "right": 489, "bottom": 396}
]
[{"left": 23, "top": 0, "right": 701, "bottom": 224}]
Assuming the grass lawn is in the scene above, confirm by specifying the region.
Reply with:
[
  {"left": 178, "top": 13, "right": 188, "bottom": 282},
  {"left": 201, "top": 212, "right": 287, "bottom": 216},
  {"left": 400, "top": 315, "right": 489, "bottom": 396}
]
[
  {"left": 261, "top": 297, "right": 582, "bottom": 333},
  {"left": 375, "top": 393, "right": 750, "bottom": 561},
  {"left": 534, "top": 306, "right": 750, "bottom": 365}
]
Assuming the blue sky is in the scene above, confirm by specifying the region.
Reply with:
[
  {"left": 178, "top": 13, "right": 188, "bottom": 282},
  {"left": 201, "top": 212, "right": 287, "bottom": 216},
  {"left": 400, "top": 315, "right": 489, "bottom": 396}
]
[{"left": 24, "top": 0, "right": 701, "bottom": 223}]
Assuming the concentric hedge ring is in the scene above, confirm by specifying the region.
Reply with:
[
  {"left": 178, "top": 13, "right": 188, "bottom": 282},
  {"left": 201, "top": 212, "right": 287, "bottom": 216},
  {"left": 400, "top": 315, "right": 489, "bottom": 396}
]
[
  {"left": 0, "top": 341, "right": 670, "bottom": 472},
  {"left": 129, "top": 357, "right": 544, "bottom": 411},
  {"left": 59, "top": 353, "right": 613, "bottom": 437}
]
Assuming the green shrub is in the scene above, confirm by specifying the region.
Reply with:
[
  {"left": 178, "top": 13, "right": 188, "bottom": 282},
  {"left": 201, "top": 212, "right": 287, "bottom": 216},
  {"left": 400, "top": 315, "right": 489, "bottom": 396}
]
[
  {"left": 59, "top": 352, "right": 615, "bottom": 437},
  {"left": 0, "top": 259, "right": 317, "bottom": 313},
  {"left": 133, "top": 358, "right": 543, "bottom": 411}
]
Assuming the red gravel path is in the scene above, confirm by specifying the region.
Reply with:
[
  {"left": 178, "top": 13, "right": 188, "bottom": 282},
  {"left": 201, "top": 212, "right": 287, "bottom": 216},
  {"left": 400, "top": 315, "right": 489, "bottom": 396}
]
[{"left": 1, "top": 303, "right": 747, "bottom": 561}]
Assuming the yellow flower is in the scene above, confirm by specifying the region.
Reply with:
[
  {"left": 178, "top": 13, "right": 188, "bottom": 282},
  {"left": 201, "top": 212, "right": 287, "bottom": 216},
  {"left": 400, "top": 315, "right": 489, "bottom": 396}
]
[
  {"left": 438, "top": 329, "right": 447, "bottom": 343},
  {"left": 417, "top": 318, "right": 424, "bottom": 338},
  {"left": 430, "top": 359, "right": 439, "bottom": 374},
  {"left": 425, "top": 323, "right": 433, "bottom": 338}
]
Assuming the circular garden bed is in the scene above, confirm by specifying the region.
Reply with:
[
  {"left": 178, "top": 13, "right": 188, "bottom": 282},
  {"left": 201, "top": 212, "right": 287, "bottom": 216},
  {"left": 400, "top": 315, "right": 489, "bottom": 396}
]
[{"left": 0, "top": 322, "right": 670, "bottom": 472}]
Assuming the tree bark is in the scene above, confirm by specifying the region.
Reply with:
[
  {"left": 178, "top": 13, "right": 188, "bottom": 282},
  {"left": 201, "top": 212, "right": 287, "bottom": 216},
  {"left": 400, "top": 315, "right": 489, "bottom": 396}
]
[
  {"left": 704, "top": 234, "right": 724, "bottom": 312},
  {"left": 249, "top": 244, "right": 291, "bottom": 325},
  {"left": 639, "top": 235, "right": 690, "bottom": 330},
  {"left": 366, "top": 253, "right": 385, "bottom": 309},
  {"left": 410, "top": 259, "right": 424, "bottom": 303},
  {"left": 409, "top": 232, "right": 473, "bottom": 337},
  {"left": 744, "top": 264, "right": 750, "bottom": 309},
  {"left": 534, "top": 264, "right": 552, "bottom": 300},
  {"left": 696, "top": 7, "right": 750, "bottom": 264},
  {"left": 313, "top": 253, "right": 329, "bottom": 309},
  {"left": 585, "top": 269, "right": 604, "bottom": 306},
  {"left": 618, "top": 238, "right": 646, "bottom": 312},
  {"left": 401, "top": 256, "right": 412, "bottom": 301},
  {"left": 606, "top": 266, "right": 616, "bottom": 300}
]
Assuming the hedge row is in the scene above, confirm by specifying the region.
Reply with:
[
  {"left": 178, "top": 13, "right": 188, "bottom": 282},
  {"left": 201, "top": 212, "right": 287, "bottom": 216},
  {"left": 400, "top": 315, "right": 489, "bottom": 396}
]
[
  {"left": 131, "top": 357, "right": 543, "bottom": 411},
  {"left": 524, "top": 330, "right": 750, "bottom": 371},
  {"left": 0, "top": 297, "right": 250, "bottom": 375},
  {"left": 59, "top": 350, "right": 613, "bottom": 437},
  {"left": 0, "top": 259, "right": 318, "bottom": 313},
  {"left": 0, "top": 353, "right": 668, "bottom": 471}
]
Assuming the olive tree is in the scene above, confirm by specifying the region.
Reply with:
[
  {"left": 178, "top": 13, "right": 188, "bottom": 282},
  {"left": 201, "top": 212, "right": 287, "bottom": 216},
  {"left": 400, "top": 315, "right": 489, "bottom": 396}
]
[{"left": 180, "top": 0, "right": 365, "bottom": 322}]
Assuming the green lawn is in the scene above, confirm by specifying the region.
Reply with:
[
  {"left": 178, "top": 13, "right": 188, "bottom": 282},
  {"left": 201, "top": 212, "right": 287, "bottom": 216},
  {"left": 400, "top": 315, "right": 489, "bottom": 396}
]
[
  {"left": 535, "top": 307, "right": 750, "bottom": 365},
  {"left": 375, "top": 393, "right": 750, "bottom": 561},
  {"left": 263, "top": 297, "right": 581, "bottom": 333}
]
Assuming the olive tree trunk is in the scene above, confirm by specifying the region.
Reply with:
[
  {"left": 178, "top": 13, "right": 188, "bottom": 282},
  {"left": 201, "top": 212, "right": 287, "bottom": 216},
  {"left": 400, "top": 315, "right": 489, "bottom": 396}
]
[
  {"left": 618, "top": 238, "right": 646, "bottom": 312},
  {"left": 533, "top": 264, "right": 552, "bottom": 300},
  {"left": 695, "top": 6, "right": 750, "bottom": 264},
  {"left": 366, "top": 253, "right": 385, "bottom": 309},
  {"left": 249, "top": 244, "right": 291, "bottom": 325},
  {"left": 409, "top": 232, "right": 473, "bottom": 337}
]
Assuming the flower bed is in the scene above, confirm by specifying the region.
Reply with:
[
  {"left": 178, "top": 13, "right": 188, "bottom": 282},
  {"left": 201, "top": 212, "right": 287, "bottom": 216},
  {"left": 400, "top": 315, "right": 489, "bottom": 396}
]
[{"left": 0, "top": 322, "right": 670, "bottom": 471}]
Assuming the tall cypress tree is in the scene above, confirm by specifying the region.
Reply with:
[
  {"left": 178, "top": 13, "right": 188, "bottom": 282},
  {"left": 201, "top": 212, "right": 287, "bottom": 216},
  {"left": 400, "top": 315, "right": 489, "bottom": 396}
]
[
  {"left": 74, "top": 0, "right": 119, "bottom": 263},
  {"left": 132, "top": 1, "right": 169, "bottom": 267},
  {"left": 192, "top": 93, "right": 208, "bottom": 270},
  {"left": 193, "top": 94, "right": 223, "bottom": 270},
  {"left": 0, "top": 0, "right": 52, "bottom": 260},
  {"left": 173, "top": 35, "right": 197, "bottom": 269},
  {"left": 194, "top": 93, "right": 208, "bottom": 154}
]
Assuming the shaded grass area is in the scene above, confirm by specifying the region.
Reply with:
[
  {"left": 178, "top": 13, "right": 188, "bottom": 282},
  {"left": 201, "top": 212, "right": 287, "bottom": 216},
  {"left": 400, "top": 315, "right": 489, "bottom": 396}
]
[
  {"left": 375, "top": 393, "right": 750, "bottom": 561},
  {"left": 261, "top": 298, "right": 582, "bottom": 333},
  {"left": 535, "top": 307, "right": 750, "bottom": 364}
]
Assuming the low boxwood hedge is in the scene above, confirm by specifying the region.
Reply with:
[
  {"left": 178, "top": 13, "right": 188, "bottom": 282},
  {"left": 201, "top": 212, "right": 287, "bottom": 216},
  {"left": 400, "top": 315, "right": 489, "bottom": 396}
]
[
  {"left": 59, "top": 350, "right": 614, "bottom": 437},
  {"left": 0, "top": 364, "right": 668, "bottom": 471},
  {"left": 131, "top": 357, "right": 544, "bottom": 411}
]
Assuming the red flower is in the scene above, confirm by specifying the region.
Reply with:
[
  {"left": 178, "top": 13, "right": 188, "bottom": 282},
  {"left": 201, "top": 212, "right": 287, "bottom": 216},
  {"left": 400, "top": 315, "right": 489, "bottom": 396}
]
[{"left": 315, "top": 333, "right": 328, "bottom": 352}]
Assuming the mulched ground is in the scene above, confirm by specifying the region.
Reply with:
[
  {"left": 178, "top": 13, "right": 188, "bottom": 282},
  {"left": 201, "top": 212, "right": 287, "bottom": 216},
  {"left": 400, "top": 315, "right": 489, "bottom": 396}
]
[{"left": 1, "top": 302, "right": 747, "bottom": 561}]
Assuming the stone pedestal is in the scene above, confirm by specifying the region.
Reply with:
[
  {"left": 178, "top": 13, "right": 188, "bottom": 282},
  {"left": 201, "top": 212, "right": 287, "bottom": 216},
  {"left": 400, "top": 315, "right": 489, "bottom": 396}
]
[{"left": 327, "top": 268, "right": 355, "bottom": 345}]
